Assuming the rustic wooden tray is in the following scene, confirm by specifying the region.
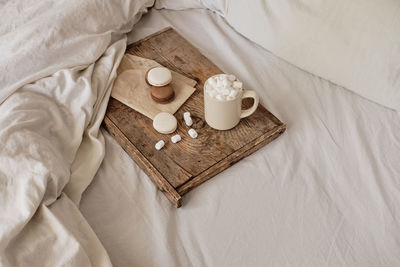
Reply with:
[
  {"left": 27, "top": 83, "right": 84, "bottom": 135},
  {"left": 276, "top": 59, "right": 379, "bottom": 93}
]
[{"left": 103, "top": 27, "right": 286, "bottom": 207}]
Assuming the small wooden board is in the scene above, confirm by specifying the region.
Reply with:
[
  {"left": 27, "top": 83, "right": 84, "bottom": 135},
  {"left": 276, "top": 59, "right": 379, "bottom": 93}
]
[{"left": 103, "top": 27, "right": 286, "bottom": 207}]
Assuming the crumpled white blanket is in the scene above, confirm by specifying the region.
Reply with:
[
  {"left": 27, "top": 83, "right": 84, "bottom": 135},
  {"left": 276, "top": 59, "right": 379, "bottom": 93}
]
[{"left": 0, "top": 0, "right": 153, "bottom": 265}]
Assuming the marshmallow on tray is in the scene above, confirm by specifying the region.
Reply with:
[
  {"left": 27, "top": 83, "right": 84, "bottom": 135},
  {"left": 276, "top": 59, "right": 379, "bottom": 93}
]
[
  {"left": 171, "top": 134, "right": 181, "bottom": 143},
  {"left": 155, "top": 140, "right": 165, "bottom": 150},
  {"left": 188, "top": 128, "right": 198, "bottom": 139},
  {"left": 183, "top": 111, "right": 193, "bottom": 126},
  {"left": 184, "top": 116, "right": 193, "bottom": 126},
  {"left": 205, "top": 74, "right": 243, "bottom": 102}
]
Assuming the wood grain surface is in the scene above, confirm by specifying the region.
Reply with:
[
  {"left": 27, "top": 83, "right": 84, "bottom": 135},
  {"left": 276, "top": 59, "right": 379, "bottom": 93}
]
[{"left": 103, "top": 27, "right": 286, "bottom": 207}]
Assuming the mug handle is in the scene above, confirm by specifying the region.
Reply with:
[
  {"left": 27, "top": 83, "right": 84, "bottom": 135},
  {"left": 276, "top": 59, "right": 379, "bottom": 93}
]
[{"left": 240, "top": 90, "right": 259, "bottom": 119}]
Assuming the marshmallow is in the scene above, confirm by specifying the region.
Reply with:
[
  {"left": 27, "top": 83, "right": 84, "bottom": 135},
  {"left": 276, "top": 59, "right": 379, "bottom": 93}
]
[
  {"left": 184, "top": 116, "right": 193, "bottom": 126},
  {"left": 188, "top": 128, "right": 198, "bottom": 139},
  {"left": 171, "top": 134, "right": 181, "bottom": 143},
  {"left": 233, "top": 81, "right": 243, "bottom": 89},
  {"left": 222, "top": 79, "right": 231, "bottom": 88},
  {"left": 183, "top": 112, "right": 193, "bottom": 126},
  {"left": 229, "top": 90, "right": 238, "bottom": 98},
  {"left": 228, "top": 74, "right": 236, "bottom": 81},
  {"left": 206, "top": 74, "right": 243, "bottom": 101},
  {"left": 215, "top": 86, "right": 224, "bottom": 93},
  {"left": 208, "top": 77, "right": 217, "bottom": 86},
  {"left": 155, "top": 140, "right": 165, "bottom": 150},
  {"left": 222, "top": 88, "right": 230, "bottom": 95}
]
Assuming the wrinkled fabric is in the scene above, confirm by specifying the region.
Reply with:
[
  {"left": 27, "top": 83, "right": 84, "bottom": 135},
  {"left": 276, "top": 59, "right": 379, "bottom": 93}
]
[
  {"left": 81, "top": 8, "right": 400, "bottom": 267},
  {"left": 0, "top": 0, "right": 153, "bottom": 265}
]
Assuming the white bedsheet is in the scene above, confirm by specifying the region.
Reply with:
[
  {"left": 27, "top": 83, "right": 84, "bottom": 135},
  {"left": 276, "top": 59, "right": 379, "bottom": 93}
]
[
  {"left": 0, "top": 0, "right": 152, "bottom": 266},
  {"left": 80, "top": 8, "right": 400, "bottom": 267}
]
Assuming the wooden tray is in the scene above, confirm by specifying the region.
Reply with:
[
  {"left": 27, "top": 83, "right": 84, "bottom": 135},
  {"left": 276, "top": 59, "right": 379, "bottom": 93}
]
[{"left": 103, "top": 27, "right": 286, "bottom": 207}]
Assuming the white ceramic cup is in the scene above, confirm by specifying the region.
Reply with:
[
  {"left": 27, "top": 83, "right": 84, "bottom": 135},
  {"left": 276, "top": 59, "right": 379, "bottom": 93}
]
[{"left": 204, "top": 74, "right": 259, "bottom": 130}]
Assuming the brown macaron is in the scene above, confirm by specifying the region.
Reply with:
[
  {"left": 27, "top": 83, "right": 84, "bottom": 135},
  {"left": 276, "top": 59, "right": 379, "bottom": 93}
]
[{"left": 150, "top": 85, "right": 175, "bottom": 103}]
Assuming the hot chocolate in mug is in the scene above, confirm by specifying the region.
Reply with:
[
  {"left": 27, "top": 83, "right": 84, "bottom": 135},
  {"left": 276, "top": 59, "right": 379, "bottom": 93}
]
[{"left": 204, "top": 74, "right": 259, "bottom": 130}]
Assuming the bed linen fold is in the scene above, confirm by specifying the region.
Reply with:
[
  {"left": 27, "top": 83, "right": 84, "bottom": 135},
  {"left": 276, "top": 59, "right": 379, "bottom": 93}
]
[{"left": 0, "top": 0, "right": 154, "bottom": 265}]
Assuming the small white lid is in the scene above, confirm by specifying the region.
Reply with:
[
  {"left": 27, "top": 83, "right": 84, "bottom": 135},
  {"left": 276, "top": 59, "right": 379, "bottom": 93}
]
[
  {"left": 147, "top": 67, "right": 172, "bottom": 87},
  {"left": 153, "top": 112, "right": 177, "bottom": 134}
]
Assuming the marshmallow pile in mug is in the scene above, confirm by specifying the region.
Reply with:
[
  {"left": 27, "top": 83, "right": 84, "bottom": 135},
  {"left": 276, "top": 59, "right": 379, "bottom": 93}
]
[{"left": 205, "top": 74, "right": 243, "bottom": 101}]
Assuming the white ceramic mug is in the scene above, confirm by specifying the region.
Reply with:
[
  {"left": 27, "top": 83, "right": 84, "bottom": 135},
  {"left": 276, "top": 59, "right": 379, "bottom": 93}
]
[{"left": 204, "top": 74, "right": 259, "bottom": 130}]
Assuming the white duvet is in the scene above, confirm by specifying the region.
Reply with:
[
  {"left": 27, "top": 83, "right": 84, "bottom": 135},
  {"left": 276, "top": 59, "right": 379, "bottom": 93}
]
[{"left": 0, "top": 0, "right": 153, "bottom": 265}]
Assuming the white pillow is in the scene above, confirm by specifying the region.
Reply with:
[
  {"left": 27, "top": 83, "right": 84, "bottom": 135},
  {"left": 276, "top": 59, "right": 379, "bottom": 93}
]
[{"left": 226, "top": 0, "right": 400, "bottom": 110}]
